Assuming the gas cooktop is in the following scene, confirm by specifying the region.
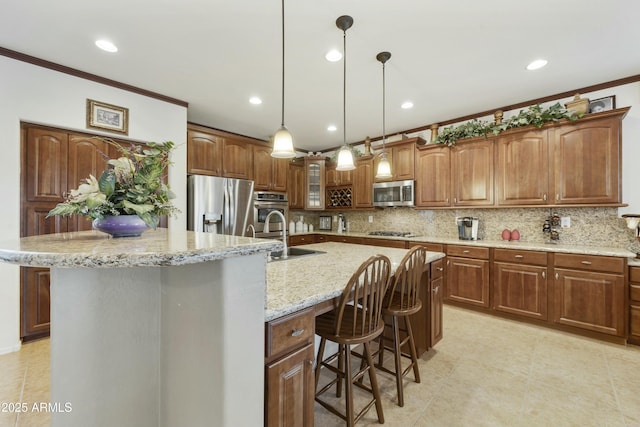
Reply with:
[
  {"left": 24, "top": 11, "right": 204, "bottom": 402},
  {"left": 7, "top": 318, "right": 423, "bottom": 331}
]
[{"left": 368, "top": 231, "right": 415, "bottom": 237}]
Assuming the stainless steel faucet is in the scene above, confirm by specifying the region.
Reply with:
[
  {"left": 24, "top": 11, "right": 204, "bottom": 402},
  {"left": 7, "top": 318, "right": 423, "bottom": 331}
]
[
  {"left": 246, "top": 224, "right": 256, "bottom": 238},
  {"left": 263, "top": 210, "right": 287, "bottom": 259}
]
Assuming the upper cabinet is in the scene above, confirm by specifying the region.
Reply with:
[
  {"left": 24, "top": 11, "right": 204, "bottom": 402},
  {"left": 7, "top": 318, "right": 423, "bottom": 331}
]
[
  {"left": 304, "top": 157, "right": 326, "bottom": 210},
  {"left": 325, "top": 163, "right": 353, "bottom": 187},
  {"left": 373, "top": 138, "right": 423, "bottom": 182},
  {"left": 288, "top": 160, "right": 305, "bottom": 209},
  {"left": 253, "top": 144, "right": 288, "bottom": 192},
  {"left": 415, "top": 144, "right": 451, "bottom": 207},
  {"left": 353, "top": 156, "right": 374, "bottom": 208},
  {"left": 451, "top": 137, "right": 494, "bottom": 206},
  {"left": 187, "top": 127, "right": 223, "bottom": 176},
  {"left": 222, "top": 138, "right": 252, "bottom": 180}
]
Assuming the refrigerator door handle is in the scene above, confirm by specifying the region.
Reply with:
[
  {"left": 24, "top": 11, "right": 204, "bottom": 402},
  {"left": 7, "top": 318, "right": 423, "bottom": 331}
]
[{"left": 223, "top": 181, "right": 231, "bottom": 234}]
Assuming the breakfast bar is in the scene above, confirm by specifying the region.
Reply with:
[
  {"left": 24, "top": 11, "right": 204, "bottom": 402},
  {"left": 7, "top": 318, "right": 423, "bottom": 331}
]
[{"left": 0, "top": 229, "right": 282, "bottom": 427}]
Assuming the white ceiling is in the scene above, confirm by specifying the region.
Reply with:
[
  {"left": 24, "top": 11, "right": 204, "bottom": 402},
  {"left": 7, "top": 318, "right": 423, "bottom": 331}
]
[{"left": 2, "top": 1, "right": 639, "bottom": 152}]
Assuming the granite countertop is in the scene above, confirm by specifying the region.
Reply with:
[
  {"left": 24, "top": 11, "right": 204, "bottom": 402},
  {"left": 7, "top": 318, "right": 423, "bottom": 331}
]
[
  {"left": 265, "top": 242, "right": 445, "bottom": 321},
  {"left": 292, "top": 231, "right": 637, "bottom": 259},
  {"left": 0, "top": 229, "right": 283, "bottom": 268}
]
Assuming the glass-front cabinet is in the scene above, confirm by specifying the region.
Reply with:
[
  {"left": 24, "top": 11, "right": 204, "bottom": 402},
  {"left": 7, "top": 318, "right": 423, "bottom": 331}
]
[{"left": 304, "top": 157, "right": 326, "bottom": 210}]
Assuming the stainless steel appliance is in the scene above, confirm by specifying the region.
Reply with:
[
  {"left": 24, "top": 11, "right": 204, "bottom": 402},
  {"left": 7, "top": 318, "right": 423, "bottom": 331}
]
[
  {"left": 253, "top": 191, "right": 288, "bottom": 238},
  {"left": 457, "top": 217, "right": 479, "bottom": 240},
  {"left": 187, "top": 175, "right": 255, "bottom": 236},
  {"left": 372, "top": 180, "right": 415, "bottom": 207}
]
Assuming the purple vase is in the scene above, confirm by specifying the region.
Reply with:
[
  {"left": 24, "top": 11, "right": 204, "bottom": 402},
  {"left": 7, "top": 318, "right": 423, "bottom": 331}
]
[{"left": 92, "top": 215, "right": 149, "bottom": 238}]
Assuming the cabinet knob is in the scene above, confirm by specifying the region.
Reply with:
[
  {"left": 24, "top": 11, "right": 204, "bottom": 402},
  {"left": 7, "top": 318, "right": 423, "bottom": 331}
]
[
  {"left": 514, "top": 254, "right": 524, "bottom": 259},
  {"left": 581, "top": 261, "right": 592, "bottom": 265},
  {"left": 437, "top": 267, "right": 444, "bottom": 271},
  {"left": 463, "top": 250, "right": 470, "bottom": 254},
  {"left": 555, "top": 272, "right": 559, "bottom": 280},
  {"left": 291, "top": 329, "right": 305, "bottom": 337},
  {"left": 541, "top": 271, "right": 546, "bottom": 279},
  {"left": 556, "top": 194, "right": 560, "bottom": 201},
  {"left": 543, "top": 193, "right": 547, "bottom": 201},
  {"left": 432, "top": 286, "right": 439, "bottom": 294}
]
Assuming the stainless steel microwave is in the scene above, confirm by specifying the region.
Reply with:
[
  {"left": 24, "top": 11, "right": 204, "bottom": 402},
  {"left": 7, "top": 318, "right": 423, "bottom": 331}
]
[{"left": 372, "top": 180, "right": 414, "bottom": 207}]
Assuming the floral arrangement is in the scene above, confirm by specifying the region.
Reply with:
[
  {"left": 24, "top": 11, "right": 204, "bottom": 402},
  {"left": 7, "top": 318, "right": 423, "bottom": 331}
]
[
  {"left": 433, "top": 103, "right": 582, "bottom": 146},
  {"left": 47, "top": 139, "right": 179, "bottom": 229}
]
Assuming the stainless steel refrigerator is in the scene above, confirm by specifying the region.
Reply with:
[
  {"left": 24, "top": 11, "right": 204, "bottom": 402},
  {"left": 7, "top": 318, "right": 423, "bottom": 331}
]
[{"left": 187, "top": 175, "right": 255, "bottom": 236}]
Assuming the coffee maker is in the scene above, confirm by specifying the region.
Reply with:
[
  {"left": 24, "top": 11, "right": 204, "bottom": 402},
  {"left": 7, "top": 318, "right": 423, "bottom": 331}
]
[{"left": 457, "top": 217, "right": 479, "bottom": 240}]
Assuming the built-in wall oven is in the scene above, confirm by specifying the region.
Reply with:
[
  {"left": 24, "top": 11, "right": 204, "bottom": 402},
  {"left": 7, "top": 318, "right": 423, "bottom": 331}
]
[{"left": 253, "top": 191, "right": 288, "bottom": 238}]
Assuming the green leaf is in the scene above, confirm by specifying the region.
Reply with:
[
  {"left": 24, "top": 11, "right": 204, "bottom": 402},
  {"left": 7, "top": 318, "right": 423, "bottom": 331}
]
[{"left": 98, "top": 170, "right": 116, "bottom": 196}]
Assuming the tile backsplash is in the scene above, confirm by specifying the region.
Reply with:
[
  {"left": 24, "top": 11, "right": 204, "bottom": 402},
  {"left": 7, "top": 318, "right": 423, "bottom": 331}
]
[{"left": 291, "top": 207, "right": 640, "bottom": 252}]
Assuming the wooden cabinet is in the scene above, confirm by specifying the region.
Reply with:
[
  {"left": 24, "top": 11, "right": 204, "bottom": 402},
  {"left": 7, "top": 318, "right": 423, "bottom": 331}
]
[
  {"left": 415, "top": 144, "right": 450, "bottom": 207},
  {"left": 288, "top": 161, "right": 305, "bottom": 209},
  {"left": 496, "top": 129, "right": 549, "bottom": 205},
  {"left": 551, "top": 115, "right": 621, "bottom": 204},
  {"left": 353, "top": 157, "right": 373, "bottom": 208},
  {"left": 325, "top": 163, "right": 352, "bottom": 187},
  {"left": 373, "top": 138, "right": 422, "bottom": 182},
  {"left": 450, "top": 137, "right": 494, "bottom": 206},
  {"left": 222, "top": 138, "right": 252, "bottom": 179},
  {"left": 629, "top": 266, "right": 640, "bottom": 345},
  {"left": 445, "top": 245, "right": 490, "bottom": 307},
  {"left": 187, "top": 127, "right": 223, "bottom": 176},
  {"left": 552, "top": 253, "right": 625, "bottom": 337},
  {"left": 253, "top": 144, "right": 288, "bottom": 191},
  {"left": 493, "top": 249, "right": 549, "bottom": 320},
  {"left": 289, "top": 234, "right": 316, "bottom": 246},
  {"left": 304, "top": 157, "right": 326, "bottom": 210},
  {"left": 265, "top": 308, "right": 315, "bottom": 427},
  {"left": 430, "top": 258, "right": 444, "bottom": 347}
]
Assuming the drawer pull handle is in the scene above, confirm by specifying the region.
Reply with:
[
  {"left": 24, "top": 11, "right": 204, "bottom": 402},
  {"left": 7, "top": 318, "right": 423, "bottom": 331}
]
[
  {"left": 581, "top": 261, "right": 592, "bottom": 265},
  {"left": 291, "top": 329, "right": 305, "bottom": 337},
  {"left": 514, "top": 255, "right": 524, "bottom": 259},
  {"left": 437, "top": 267, "right": 444, "bottom": 272},
  {"left": 432, "top": 286, "right": 439, "bottom": 295},
  {"left": 463, "top": 250, "right": 470, "bottom": 254},
  {"left": 542, "top": 271, "right": 546, "bottom": 279}
]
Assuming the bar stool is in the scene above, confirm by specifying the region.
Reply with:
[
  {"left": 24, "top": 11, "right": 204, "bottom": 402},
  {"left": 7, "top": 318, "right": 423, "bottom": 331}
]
[
  {"left": 375, "top": 245, "right": 427, "bottom": 407},
  {"left": 314, "top": 255, "right": 392, "bottom": 427}
]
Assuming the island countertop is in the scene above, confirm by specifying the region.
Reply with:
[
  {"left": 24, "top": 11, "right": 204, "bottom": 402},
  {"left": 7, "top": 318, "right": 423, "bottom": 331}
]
[
  {"left": 265, "top": 242, "right": 445, "bottom": 321},
  {"left": 0, "top": 228, "right": 283, "bottom": 268}
]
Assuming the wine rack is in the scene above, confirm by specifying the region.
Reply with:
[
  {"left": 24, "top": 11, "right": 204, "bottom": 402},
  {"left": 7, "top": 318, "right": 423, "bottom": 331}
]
[{"left": 327, "top": 187, "right": 352, "bottom": 208}]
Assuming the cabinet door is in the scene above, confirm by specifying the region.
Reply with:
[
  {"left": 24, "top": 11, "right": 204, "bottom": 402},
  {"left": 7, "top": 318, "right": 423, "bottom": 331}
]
[
  {"left": 451, "top": 138, "right": 494, "bottom": 206},
  {"left": 496, "top": 129, "right": 549, "bottom": 205},
  {"left": 68, "top": 135, "right": 109, "bottom": 231},
  {"left": 187, "top": 129, "right": 222, "bottom": 176},
  {"left": 445, "top": 257, "right": 490, "bottom": 307},
  {"left": 493, "top": 262, "right": 548, "bottom": 320},
  {"left": 253, "top": 144, "right": 273, "bottom": 190},
  {"left": 353, "top": 157, "right": 373, "bottom": 208},
  {"left": 304, "top": 159, "right": 325, "bottom": 210},
  {"left": 431, "top": 274, "right": 444, "bottom": 346},
  {"left": 265, "top": 343, "right": 314, "bottom": 427},
  {"left": 631, "top": 303, "right": 640, "bottom": 343},
  {"left": 25, "top": 128, "right": 68, "bottom": 203},
  {"left": 325, "top": 165, "right": 338, "bottom": 187},
  {"left": 222, "top": 139, "right": 252, "bottom": 179},
  {"left": 551, "top": 116, "right": 620, "bottom": 204},
  {"left": 392, "top": 143, "right": 415, "bottom": 180},
  {"left": 272, "top": 158, "right": 289, "bottom": 192},
  {"left": 288, "top": 162, "right": 305, "bottom": 209},
  {"left": 553, "top": 268, "right": 624, "bottom": 336},
  {"left": 415, "top": 145, "right": 450, "bottom": 207},
  {"left": 21, "top": 267, "right": 51, "bottom": 339}
]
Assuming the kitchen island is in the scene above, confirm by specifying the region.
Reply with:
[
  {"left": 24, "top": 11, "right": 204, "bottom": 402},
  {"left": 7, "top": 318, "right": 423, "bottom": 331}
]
[{"left": 0, "top": 229, "right": 282, "bottom": 427}]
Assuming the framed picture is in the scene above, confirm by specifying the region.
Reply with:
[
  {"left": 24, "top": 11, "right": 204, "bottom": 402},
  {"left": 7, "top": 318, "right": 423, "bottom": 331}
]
[
  {"left": 86, "top": 99, "right": 129, "bottom": 134},
  {"left": 589, "top": 96, "right": 615, "bottom": 114}
]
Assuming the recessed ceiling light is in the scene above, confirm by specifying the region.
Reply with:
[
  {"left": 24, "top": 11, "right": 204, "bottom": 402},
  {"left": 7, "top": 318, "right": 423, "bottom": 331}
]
[
  {"left": 401, "top": 101, "right": 414, "bottom": 109},
  {"left": 95, "top": 39, "right": 118, "bottom": 53},
  {"left": 526, "top": 59, "right": 548, "bottom": 71},
  {"left": 325, "top": 49, "right": 342, "bottom": 62},
  {"left": 327, "top": 125, "right": 337, "bottom": 132},
  {"left": 249, "top": 96, "right": 262, "bottom": 105}
]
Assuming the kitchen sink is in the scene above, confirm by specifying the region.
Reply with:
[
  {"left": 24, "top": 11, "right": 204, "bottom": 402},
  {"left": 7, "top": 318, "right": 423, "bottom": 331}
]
[{"left": 269, "top": 247, "right": 326, "bottom": 262}]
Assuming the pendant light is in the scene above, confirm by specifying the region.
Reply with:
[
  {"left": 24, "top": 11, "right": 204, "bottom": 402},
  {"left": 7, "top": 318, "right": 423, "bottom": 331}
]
[
  {"left": 375, "top": 51, "right": 392, "bottom": 179},
  {"left": 335, "top": 15, "right": 356, "bottom": 171},
  {"left": 271, "top": 0, "right": 296, "bottom": 158}
]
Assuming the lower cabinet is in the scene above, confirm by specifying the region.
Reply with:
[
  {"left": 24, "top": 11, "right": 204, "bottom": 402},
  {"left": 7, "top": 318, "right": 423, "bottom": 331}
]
[
  {"left": 430, "top": 258, "right": 444, "bottom": 346},
  {"left": 445, "top": 245, "right": 490, "bottom": 307},
  {"left": 265, "top": 308, "right": 315, "bottom": 427},
  {"left": 629, "top": 266, "right": 640, "bottom": 345},
  {"left": 552, "top": 253, "right": 625, "bottom": 337},
  {"left": 493, "top": 249, "right": 548, "bottom": 321}
]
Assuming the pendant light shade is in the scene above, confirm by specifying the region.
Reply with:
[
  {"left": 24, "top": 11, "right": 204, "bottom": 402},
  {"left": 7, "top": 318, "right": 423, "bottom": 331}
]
[
  {"left": 335, "top": 15, "right": 356, "bottom": 172},
  {"left": 271, "top": 0, "right": 296, "bottom": 158},
  {"left": 375, "top": 51, "right": 393, "bottom": 179}
]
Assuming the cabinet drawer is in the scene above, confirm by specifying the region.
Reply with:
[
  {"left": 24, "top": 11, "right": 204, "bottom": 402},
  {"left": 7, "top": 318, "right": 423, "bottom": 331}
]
[
  {"left": 630, "top": 266, "right": 640, "bottom": 283},
  {"left": 411, "top": 242, "right": 444, "bottom": 253},
  {"left": 554, "top": 253, "right": 624, "bottom": 273},
  {"left": 494, "top": 248, "right": 547, "bottom": 266},
  {"left": 316, "top": 234, "right": 328, "bottom": 243},
  {"left": 431, "top": 258, "right": 444, "bottom": 279},
  {"left": 446, "top": 245, "right": 489, "bottom": 259},
  {"left": 289, "top": 234, "right": 316, "bottom": 246},
  {"left": 631, "top": 283, "right": 640, "bottom": 302},
  {"left": 363, "top": 237, "right": 407, "bottom": 248},
  {"left": 266, "top": 308, "right": 314, "bottom": 358}
]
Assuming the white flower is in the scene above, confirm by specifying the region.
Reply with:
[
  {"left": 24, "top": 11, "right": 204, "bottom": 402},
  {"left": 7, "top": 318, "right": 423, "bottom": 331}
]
[
  {"left": 68, "top": 175, "right": 100, "bottom": 203},
  {"left": 108, "top": 157, "right": 135, "bottom": 181}
]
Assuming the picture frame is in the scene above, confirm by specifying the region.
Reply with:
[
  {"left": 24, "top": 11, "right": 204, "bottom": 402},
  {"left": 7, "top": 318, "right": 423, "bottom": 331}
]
[
  {"left": 589, "top": 95, "right": 615, "bottom": 114},
  {"left": 86, "top": 99, "right": 129, "bottom": 134}
]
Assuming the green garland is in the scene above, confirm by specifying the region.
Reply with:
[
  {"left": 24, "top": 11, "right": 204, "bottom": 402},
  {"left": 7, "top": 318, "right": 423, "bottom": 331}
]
[{"left": 433, "top": 103, "right": 582, "bottom": 146}]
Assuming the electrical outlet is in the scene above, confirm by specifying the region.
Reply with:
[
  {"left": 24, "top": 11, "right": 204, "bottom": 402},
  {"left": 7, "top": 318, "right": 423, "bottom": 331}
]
[
  {"left": 561, "top": 216, "right": 571, "bottom": 228},
  {"left": 368, "top": 215, "right": 373, "bottom": 223}
]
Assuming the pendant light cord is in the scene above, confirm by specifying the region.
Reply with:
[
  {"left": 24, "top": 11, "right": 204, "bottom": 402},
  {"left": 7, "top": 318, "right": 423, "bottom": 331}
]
[
  {"left": 382, "top": 60, "right": 386, "bottom": 149},
  {"left": 281, "top": 0, "right": 285, "bottom": 127},
  {"left": 342, "top": 27, "right": 347, "bottom": 147}
]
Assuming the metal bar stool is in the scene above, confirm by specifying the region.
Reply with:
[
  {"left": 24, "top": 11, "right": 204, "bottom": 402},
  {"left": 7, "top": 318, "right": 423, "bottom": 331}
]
[
  {"left": 314, "top": 255, "right": 392, "bottom": 427},
  {"left": 375, "top": 245, "right": 427, "bottom": 407}
]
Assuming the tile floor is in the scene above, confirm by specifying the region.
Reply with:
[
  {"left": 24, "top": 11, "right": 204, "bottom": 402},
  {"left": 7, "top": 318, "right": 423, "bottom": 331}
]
[{"left": 1, "top": 306, "right": 639, "bottom": 427}]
